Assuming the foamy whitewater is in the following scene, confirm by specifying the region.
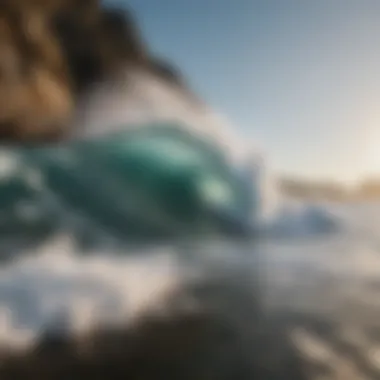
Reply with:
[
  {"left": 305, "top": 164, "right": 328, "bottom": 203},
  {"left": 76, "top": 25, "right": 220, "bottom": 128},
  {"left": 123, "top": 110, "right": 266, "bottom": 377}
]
[{"left": 0, "top": 70, "right": 378, "bottom": 358}]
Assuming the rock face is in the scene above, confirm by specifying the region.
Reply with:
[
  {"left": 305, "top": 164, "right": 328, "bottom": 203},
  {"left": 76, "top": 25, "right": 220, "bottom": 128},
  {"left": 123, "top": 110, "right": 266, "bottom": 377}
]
[{"left": 0, "top": 0, "right": 182, "bottom": 142}]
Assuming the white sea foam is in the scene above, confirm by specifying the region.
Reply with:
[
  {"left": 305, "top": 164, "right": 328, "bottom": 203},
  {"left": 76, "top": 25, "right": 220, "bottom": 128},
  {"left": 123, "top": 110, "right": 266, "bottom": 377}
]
[{"left": 0, "top": 234, "right": 188, "bottom": 348}]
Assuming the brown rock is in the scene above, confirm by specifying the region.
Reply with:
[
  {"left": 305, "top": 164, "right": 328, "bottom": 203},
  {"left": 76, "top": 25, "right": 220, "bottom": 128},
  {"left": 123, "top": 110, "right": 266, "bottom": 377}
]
[{"left": 0, "top": 0, "right": 152, "bottom": 142}]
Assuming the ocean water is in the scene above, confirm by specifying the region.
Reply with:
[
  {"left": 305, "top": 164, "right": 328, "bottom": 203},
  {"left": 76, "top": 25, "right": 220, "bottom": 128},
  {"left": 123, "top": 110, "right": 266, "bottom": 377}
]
[
  {"left": 0, "top": 197, "right": 379, "bottom": 357},
  {"left": 0, "top": 197, "right": 380, "bottom": 380},
  {"left": 0, "top": 72, "right": 379, "bottom": 378}
]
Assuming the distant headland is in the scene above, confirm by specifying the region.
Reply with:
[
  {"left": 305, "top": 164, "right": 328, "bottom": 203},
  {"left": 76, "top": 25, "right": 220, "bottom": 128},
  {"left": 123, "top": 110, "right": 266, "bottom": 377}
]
[{"left": 278, "top": 177, "right": 380, "bottom": 201}]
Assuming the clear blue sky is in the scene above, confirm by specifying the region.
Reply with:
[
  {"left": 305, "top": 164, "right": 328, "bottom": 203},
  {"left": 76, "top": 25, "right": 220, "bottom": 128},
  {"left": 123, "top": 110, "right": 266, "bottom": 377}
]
[{"left": 106, "top": 0, "right": 380, "bottom": 183}]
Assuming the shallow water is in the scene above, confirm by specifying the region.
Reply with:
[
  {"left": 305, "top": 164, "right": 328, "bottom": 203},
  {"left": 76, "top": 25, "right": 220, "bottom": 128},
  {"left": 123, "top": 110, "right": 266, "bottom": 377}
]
[
  {"left": 0, "top": 201, "right": 378, "bottom": 340},
  {"left": 0, "top": 187, "right": 379, "bottom": 380}
]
